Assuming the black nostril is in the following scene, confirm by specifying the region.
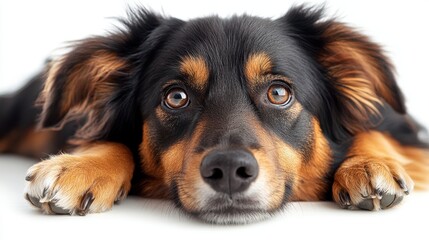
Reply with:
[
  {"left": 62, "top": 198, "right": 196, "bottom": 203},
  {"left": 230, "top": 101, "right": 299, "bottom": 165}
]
[
  {"left": 236, "top": 166, "right": 252, "bottom": 179},
  {"left": 200, "top": 149, "right": 259, "bottom": 195},
  {"left": 207, "top": 168, "right": 223, "bottom": 179}
]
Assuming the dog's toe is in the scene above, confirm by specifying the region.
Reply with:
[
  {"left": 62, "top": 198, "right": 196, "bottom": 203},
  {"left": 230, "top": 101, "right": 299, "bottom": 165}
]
[
  {"left": 24, "top": 154, "right": 131, "bottom": 215},
  {"left": 332, "top": 157, "right": 414, "bottom": 211}
]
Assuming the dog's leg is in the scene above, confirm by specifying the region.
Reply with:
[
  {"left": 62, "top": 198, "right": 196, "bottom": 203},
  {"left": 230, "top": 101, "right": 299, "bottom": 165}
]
[
  {"left": 24, "top": 142, "right": 134, "bottom": 215},
  {"left": 332, "top": 131, "right": 429, "bottom": 210}
]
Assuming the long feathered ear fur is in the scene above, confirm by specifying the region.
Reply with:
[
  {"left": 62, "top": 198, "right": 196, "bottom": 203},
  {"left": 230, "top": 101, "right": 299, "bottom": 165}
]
[
  {"left": 37, "top": 9, "right": 176, "bottom": 144},
  {"left": 282, "top": 5, "right": 406, "bottom": 141}
]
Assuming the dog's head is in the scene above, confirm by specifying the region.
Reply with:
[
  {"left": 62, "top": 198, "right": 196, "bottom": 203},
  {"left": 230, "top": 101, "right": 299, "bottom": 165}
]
[{"left": 38, "top": 6, "right": 405, "bottom": 223}]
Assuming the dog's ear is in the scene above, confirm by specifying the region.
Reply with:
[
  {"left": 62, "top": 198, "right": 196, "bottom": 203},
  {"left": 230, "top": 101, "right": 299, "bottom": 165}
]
[
  {"left": 318, "top": 18, "right": 406, "bottom": 134},
  {"left": 38, "top": 9, "right": 171, "bottom": 142},
  {"left": 40, "top": 40, "right": 127, "bottom": 128},
  {"left": 282, "top": 6, "right": 406, "bottom": 138}
]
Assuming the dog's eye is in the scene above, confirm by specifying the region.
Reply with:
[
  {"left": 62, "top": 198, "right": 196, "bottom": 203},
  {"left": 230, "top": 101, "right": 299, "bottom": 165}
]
[
  {"left": 267, "top": 83, "right": 292, "bottom": 106},
  {"left": 164, "top": 88, "right": 189, "bottom": 109}
]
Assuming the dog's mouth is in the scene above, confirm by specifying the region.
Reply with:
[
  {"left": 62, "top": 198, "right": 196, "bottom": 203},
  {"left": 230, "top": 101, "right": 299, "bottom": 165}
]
[
  {"left": 196, "top": 208, "right": 273, "bottom": 225},
  {"left": 176, "top": 190, "right": 287, "bottom": 224},
  {"left": 170, "top": 149, "right": 292, "bottom": 224},
  {"left": 194, "top": 200, "right": 272, "bottom": 224}
]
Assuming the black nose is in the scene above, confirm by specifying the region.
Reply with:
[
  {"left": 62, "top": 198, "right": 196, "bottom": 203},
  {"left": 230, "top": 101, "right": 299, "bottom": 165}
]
[{"left": 200, "top": 149, "right": 259, "bottom": 195}]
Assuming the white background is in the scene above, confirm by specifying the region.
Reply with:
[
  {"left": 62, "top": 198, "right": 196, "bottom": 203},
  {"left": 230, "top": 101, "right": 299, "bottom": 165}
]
[{"left": 0, "top": 0, "right": 428, "bottom": 239}]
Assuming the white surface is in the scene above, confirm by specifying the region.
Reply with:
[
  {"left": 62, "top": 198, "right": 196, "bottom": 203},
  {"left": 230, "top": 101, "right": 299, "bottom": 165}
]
[
  {"left": 1, "top": 0, "right": 429, "bottom": 239},
  {"left": 1, "top": 156, "right": 429, "bottom": 239},
  {"left": 1, "top": 0, "right": 429, "bottom": 124}
]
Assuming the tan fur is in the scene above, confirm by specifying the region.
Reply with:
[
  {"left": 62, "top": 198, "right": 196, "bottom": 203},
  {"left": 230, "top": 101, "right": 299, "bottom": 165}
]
[
  {"left": 322, "top": 24, "right": 396, "bottom": 107},
  {"left": 0, "top": 140, "right": 6, "bottom": 152},
  {"left": 320, "top": 22, "right": 402, "bottom": 133},
  {"left": 138, "top": 122, "right": 170, "bottom": 199},
  {"left": 0, "top": 131, "right": 16, "bottom": 152},
  {"left": 352, "top": 132, "right": 429, "bottom": 189},
  {"left": 155, "top": 107, "right": 177, "bottom": 124},
  {"left": 172, "top": 113, "right": 307, "bottom": 212},
  {"left": 25, "top": 142, "right": 134, "bottom": 214},
  {"left": 251, "top": 120, "right": 299, "bottom": 209},
  {"left": 336, "top": 77, "right": 381, "bottom": 115},
  {"left": 173, "top": 121, "right": 208, "bottom": 211},
  {"left": 16, "top": 129, "right": 55, "bottom": 157},
  {"left": 244, "top": 52, "right": 272, "bottom": 83},
  {"left": 143, "top": 102, "right": 327, "bottom": 211},
  {"left": 139, "top": 138, "right": 190, "bottom": 199},
  {"left": 397, "top": 147, "right": 429, "bottom": 190},
  {"left": 37, "top": 59, "right": 61, "bottom": 107},
  {"left": 292, "top": 119, "right": 332, "bottom": 201},
  {"left": 179, "top": 56, "right": 209, "bottom": 90},
  {"left": 288, "top": 102, "right": 303, "bottom": 120},
  {"left": 322, "top": 44, "right": 383, "bottom": 121},
  {"left": 332, "top": 131, "right": 428, "bottom": 209},
  {"left": 38, "top": 50, "right": 127, "bottom": 141},
  {"left": 161, "top": 141, "right": 187, "bottom": 184},
  {"left": 59, "top": 51, "right": 126, "bottom": 115},
  {"left": 0, "top": 129, "right": 55, "bottom": 158},
  {"left": 139, "top": 123, "right": 161, "bottom": 177}
]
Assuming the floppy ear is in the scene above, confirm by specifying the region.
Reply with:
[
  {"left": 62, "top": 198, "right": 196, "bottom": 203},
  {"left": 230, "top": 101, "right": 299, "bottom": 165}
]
[
  {"left": 37, "top": 9, "right": 166, "bottom": 142},
  {"left": 40, "top": 40, "right": 127, "bottom": 128},
  {"left": 318, "top": 19, "right": 406, "bottom": 134},
  {"left": 283, "top": 6, "right": 406, "bottom": 137}
]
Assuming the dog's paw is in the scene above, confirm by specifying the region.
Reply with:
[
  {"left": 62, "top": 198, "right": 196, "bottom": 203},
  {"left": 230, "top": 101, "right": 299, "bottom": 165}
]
[
  {"left": 332, "top": 157, "right": 414, "bottom": 211},
  {"left": 25, "top": 154, "right": 130, "bottom": 215}
]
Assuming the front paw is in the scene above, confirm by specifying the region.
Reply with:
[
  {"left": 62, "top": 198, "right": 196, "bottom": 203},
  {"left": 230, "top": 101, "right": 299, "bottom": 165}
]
[
  {"left": 332, "top": 157, "right": 414, "bottom": 211},
  {"left": 25, "top": 154, "right": 130, "bottom": 215}
]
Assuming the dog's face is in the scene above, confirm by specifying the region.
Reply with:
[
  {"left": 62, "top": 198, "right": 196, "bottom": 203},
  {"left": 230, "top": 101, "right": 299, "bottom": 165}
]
[
  {"left": 38, "top": 7, "right": 405, "bottom": 223},
  {"left": 138, "top": 16, "right": 330, "bottom": 223}
]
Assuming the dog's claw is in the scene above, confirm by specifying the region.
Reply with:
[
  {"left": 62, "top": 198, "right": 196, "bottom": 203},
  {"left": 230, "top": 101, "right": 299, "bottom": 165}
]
[
  {"left": 375, "top": 189, "right": 383, "bottom": 199},
  {"left": 114, "top": 187, "right": 125, "bottom": 204},
  {"left": 76, "top": 192, "right": 94, "bottom": 216},
  {"left": 339, "top": 190, "right": 351, "bottom": 207},
  {"left": 25, "top": 174, "right": 35, "bottom": 181},
  {"left": 26, "top": 194, "right": 42, "bottom": 208},
  {"left": 395, "top": 178, "right": 409, "bottom": 195}
]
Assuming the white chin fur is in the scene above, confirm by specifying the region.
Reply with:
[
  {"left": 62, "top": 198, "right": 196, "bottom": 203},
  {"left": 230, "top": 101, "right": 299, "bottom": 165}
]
[
  {"left": 192, "top": 171, "right": 279, "bottom": 224},
  {"left": 198, "top": 211, "right": 273, "bottom": 224}
]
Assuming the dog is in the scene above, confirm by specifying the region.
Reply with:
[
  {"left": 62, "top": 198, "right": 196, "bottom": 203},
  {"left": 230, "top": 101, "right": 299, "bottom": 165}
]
[{"left": 0, "top": 5, "right": 428, "bottom": 224}]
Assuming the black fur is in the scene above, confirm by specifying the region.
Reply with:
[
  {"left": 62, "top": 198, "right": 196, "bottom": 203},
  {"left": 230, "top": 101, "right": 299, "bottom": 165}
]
[
  {"left": 375, "top": 104, "right": 429, "bottom": 148},
  {"left": 0, "top": 5, "right": 427, "bottom": 221},
  {"left": 0, "top": 73, "right": 43, "bottom": 136},
  {"left": 2, "top": 6, "right": 420, "bottom": 157}
]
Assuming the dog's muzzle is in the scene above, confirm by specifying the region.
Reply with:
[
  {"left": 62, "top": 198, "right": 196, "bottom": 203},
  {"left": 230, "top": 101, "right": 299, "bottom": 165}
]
[{"left": 200, "top": 149, "right": 259, "bottom": 195}]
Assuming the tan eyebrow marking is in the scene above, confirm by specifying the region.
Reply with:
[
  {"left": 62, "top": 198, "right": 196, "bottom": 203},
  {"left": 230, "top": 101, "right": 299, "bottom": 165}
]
[
  {"left": 245, "top": 52, "right": 272, "bottom": 84},
  {"left": 179, "top": 56, "right": 209, "bottom": 90}
]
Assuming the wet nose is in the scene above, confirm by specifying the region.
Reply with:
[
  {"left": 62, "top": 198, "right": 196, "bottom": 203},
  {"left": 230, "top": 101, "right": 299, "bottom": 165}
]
[{"left": 200, "top": 149, "right": 259, "bottom": 195}]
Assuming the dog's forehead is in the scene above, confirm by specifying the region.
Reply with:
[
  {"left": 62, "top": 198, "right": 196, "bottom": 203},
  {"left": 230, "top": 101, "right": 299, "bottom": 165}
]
[
  {"left": 179, "top": 16, "right": 278, "bottom": 53},
  {"left": 169, "top": 16, "right": 291, "bottom": 90},
  {"left": 142, "top": 15, "right": 318, "bottom": 111}
]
